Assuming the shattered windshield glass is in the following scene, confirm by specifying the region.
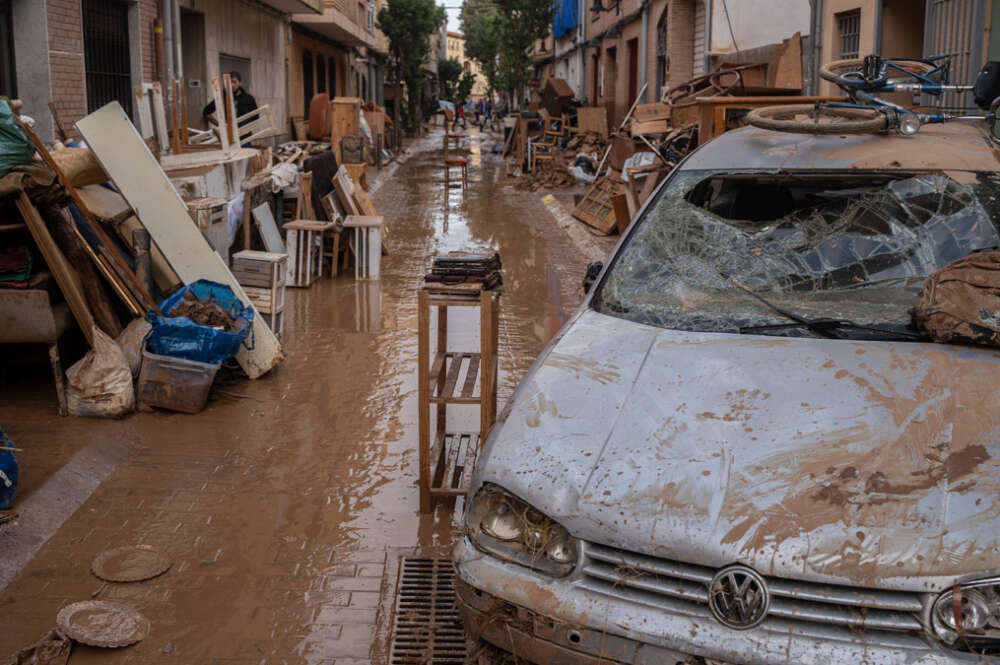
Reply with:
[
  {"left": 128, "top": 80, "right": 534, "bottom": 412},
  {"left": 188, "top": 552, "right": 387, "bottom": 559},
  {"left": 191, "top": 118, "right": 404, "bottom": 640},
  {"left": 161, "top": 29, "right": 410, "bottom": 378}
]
[{"left": 594, "top": 170, "right": 1000, "bottom": 335}]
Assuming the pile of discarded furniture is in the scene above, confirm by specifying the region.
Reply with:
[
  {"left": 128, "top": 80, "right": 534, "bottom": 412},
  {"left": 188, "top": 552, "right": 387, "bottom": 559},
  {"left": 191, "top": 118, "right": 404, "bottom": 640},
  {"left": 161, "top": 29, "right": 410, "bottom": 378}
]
[
  {"left": 503, "top": 32, "right": 847, "bottom": 236},
  {"left": 0, "top": 76, "right": 386, "bottom": 418}
]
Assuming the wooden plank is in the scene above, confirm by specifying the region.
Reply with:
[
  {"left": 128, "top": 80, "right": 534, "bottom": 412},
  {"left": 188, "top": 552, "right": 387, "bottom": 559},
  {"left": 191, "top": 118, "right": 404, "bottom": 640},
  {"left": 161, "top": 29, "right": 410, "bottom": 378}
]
[
  {"left": 417, "top": 289, "right": 431, "bottom": 512},
  {"left": 441, "top": 352, "right": 463, "bottom": 400},
  {"left": 15, "top": 194, "right": 95, "bottom": 345},
  {"left": 332, "top": 167, "right": 361, "bottom": 216},
  {"left": 457, "top": 432, "right": 479, "bottom": 491},
  {"left": 577, "top": 106, "right": 608, "bottom": 137},
  {"left": 632, "top": 102, "right": 670, "bottom": 122},
  {"left": 252, "top": 203, "right": 285, "bottom": 253},
  {"left": 611, "top": 193, "right": 631, "bottom": 235},
  {"left": 444, "top": 432, "right": 462, "bottom": 489},
  {"left": 461, "top": 352, "right": 480, "bottom": 398},
  {"left": 768, "top": 32, "right": 803, "bottom": 90},
  {"left": 77, "top": 102, "right": 283, "bottom": 379}
]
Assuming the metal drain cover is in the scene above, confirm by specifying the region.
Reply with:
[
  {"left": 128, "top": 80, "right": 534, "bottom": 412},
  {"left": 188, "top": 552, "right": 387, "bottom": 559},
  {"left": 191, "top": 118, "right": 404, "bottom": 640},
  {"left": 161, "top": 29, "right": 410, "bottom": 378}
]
[{"left": 389, "top": 557, "right": 468, "bottom": 665}]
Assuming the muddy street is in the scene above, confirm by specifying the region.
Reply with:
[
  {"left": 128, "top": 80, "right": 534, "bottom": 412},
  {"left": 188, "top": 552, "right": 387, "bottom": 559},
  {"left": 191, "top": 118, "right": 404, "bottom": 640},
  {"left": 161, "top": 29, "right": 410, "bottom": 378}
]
[{"left": 0, "top": 128, "right": 611, "bottom": 664}]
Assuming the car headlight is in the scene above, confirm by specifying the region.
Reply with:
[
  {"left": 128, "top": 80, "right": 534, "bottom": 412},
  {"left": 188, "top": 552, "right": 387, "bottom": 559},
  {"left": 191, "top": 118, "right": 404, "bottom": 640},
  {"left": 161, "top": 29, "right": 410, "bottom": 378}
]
[
  {"left": 467, "top": 484, "right": 579, "bottom": 577},
  {"left": 932, "top": 578, "right": 1000, "bottom": 649}
]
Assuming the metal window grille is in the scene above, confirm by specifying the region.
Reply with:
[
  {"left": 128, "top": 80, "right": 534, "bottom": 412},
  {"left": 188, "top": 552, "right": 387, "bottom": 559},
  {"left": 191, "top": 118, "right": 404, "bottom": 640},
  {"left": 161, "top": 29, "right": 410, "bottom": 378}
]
[
  {"left": 0, "top": 0, "right": 15, "bottom": 98},
  {"left": 83, "top": 0, "right": 133, "bottom": 115},
  {"left": 838, "top": 10, "right": 861, "bottom": 60},
  {"left": 368, "top": 0, "right": 375, "bottom": 31}
]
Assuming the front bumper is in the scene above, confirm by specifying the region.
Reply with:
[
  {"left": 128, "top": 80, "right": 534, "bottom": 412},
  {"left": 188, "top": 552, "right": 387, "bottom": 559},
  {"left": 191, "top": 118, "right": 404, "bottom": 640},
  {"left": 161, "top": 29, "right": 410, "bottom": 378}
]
[{"left": 454, "top": 536, "right": 985, "bottom": 665}]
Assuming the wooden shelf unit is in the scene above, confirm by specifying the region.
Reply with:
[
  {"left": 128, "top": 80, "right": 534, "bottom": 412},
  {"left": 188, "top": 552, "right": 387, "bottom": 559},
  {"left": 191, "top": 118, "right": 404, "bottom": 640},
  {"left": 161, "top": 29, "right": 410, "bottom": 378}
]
[{"left": 417, "top": 282, "right": 500, "bottom": 512}]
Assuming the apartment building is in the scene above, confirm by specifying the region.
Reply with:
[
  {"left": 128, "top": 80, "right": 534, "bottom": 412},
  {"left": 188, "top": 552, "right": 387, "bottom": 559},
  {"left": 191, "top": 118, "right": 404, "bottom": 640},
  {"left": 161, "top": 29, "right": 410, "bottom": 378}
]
[
  {"left": 544, "top": 0, "right": 809, "bottom": 127},
  {"left": 811, "top": 0, "right": 998, "bottom": 108}
]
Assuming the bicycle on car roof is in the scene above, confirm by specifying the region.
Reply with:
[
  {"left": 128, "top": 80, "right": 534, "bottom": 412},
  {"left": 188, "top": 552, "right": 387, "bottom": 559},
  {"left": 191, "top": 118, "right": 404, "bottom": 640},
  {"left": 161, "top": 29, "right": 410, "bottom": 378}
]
[{"left": 747, "top": 54, "right": 1000, "bottom": 138}]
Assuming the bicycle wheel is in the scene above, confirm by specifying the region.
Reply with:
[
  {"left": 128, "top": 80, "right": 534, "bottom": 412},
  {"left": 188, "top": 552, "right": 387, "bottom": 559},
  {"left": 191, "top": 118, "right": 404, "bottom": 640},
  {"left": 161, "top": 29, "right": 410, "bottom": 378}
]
[
  {"left": 819, "top": 58, "right": 939, "bottom": 89},
  {"left": 747, "top": 105, "right": 889, "bottom": 134}
]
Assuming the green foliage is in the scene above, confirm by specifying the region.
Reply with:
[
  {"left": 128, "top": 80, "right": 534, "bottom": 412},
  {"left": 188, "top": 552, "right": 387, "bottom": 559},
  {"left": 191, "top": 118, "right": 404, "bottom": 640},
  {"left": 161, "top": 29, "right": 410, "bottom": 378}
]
[
  {"left": 460, "top": 0, "right": 502, "bottom": 95},
  {"left": 461, "top": 0, "right": 554, "bottom": 104},
  {"left": 438, "top": 58, "right": 464, "bottom": 100},
  {"left": 457, "top": 70, "right": 477, "bottom": 102},
  {"left": 377, "top": 0, "right": 446, "bottom": 132}
]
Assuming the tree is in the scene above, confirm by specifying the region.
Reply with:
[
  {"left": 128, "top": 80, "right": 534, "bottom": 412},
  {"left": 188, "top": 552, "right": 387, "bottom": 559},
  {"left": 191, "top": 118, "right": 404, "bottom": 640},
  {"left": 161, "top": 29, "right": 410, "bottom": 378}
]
[
  {"left": 494, "top": 0, "right": 554, "bottom": 105},
  {"left": 461, "top": 0, "right": 553, "bottom": 108},
  {"left": 460, "top": 0, "right": 502, "bottom": 99},
  {"left": 457, "top": 70, "right": 476, "bottom": 102},
  {"left": 438, "top": 58, "right": 464, "bottom": 101},
  {"left": 377, "top": 0, "right": 446, "bottom": 135}
]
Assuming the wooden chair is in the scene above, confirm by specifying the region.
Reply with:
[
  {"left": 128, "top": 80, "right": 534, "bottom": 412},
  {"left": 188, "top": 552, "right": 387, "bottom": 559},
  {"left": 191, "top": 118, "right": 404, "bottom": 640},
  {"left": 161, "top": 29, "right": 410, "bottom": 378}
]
[{"left": 443, "top": 138, "right": 468, "bottom": 189}]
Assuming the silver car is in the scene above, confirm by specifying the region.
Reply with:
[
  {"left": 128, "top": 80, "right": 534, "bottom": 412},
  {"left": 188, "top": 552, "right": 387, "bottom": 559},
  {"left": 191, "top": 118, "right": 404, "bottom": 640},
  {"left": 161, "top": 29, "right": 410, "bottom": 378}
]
[{"left": 454, "top": 123, "right": 1000, "bottom": 664}]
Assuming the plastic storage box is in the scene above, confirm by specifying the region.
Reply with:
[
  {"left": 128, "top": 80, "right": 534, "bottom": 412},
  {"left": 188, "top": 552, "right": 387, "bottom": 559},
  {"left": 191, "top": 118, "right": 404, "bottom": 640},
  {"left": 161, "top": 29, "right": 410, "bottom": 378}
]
[{"left": 136, "top": 345, "right": 221, "bottom": 414}]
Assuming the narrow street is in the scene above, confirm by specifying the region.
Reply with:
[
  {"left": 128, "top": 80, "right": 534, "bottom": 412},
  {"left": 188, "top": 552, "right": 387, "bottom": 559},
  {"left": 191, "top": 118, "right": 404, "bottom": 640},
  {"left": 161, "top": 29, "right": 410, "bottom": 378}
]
[{"left": 0, "top": 128, "right": 612, "bottom": 664}]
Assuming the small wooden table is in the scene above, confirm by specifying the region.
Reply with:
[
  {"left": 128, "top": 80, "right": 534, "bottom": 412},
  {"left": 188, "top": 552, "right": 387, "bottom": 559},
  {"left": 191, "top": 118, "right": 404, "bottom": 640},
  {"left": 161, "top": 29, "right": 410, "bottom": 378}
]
[
  {"left": 343, "top": 215, "right": 383, "bottom": 279},
  {"left": 283, "top": 219, "right": 336, "bottom": 288}
]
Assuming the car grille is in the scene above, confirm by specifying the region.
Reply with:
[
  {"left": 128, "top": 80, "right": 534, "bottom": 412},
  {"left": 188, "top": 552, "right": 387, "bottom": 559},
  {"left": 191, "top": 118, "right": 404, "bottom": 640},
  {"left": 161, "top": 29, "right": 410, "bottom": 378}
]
[{"left": 580, "top": 543, "right": 930, "bottom": 650}]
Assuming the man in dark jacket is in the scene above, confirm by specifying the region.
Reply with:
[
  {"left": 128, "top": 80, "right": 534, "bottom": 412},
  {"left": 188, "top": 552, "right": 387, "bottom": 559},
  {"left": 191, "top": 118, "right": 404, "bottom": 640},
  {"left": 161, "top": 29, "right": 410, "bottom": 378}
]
[{"left": 202, "top": 71, "right": 257, "bottom": 129}]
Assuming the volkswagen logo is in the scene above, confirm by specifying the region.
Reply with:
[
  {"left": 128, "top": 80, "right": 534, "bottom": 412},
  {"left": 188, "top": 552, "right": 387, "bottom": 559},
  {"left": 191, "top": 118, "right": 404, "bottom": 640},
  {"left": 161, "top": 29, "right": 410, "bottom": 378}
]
[{"left": 708, "top": 565, "right": 770, "bottom": 630}]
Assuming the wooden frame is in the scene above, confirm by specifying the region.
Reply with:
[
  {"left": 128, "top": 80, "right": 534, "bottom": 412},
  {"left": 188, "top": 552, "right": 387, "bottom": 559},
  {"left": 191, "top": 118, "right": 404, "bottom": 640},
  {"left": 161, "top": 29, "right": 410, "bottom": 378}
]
[{"left": 417, "top": 282, "right": 500, "bottom": 512}]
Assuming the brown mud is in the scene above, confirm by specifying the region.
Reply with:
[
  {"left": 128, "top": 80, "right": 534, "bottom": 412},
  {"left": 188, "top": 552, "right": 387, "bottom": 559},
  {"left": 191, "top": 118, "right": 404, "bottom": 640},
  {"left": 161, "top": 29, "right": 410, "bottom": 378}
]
[{"left": 0, "top": 128, "right": 611, "bottom": 664}]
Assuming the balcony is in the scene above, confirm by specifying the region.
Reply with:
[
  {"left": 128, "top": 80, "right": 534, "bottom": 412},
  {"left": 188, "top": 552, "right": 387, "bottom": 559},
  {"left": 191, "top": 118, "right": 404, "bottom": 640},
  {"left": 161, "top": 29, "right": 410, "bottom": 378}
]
[
  {"left": 261, "top": 0, "right": 323, "bottom": 13},
  {"left": 292, "top": 0, "right": 376, "bottom": 48}
]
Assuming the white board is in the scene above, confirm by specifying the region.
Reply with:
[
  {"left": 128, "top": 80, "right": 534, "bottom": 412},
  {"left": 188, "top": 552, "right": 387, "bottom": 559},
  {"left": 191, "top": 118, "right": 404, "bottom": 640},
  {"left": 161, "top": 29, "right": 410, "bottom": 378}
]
[
  {"left": 252, "top": 203, "right": 286, "bottom": 254},
  {"left": 76, "top": 102, "right": 284, "bottom": 379}
]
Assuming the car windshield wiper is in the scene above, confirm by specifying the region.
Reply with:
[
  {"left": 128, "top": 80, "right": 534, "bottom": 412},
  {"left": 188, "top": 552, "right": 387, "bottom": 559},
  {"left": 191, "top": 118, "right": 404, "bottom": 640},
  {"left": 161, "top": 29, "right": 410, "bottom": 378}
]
[{"left": 730, "top": 279, "right": 927, "bottom": 341}]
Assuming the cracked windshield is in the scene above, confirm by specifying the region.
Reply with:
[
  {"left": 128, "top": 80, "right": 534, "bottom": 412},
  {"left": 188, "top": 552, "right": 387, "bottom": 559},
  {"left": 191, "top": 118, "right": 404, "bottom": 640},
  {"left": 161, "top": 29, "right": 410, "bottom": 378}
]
[{"left": 595, "top": 171, "right": 1000, "bottom": 336}]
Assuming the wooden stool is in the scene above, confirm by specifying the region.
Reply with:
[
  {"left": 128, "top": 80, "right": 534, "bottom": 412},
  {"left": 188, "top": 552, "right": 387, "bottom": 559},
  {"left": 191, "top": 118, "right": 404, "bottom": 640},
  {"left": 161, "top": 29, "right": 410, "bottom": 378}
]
[
  {"left": 283, "top": 219, "right": 335, "bottom": 288},
  {"left": 417, "top": 282, "right": 500, "bottom": 512},
  {"left": 343, "top": 215, "right": 383, "bottom": 279}
]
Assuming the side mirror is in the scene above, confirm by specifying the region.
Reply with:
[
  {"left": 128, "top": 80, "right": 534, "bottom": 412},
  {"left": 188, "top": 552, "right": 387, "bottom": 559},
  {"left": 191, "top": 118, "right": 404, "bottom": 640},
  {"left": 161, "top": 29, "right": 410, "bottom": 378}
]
[{"left": 583, "top": 261, "right": 603, "bottom": 293}]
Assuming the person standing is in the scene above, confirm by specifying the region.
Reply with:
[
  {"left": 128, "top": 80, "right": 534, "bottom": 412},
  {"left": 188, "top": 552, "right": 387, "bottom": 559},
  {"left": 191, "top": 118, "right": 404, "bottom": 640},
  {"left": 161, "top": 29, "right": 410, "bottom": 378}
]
[{"left": 202, "top": 71, "right": 258, "bottom": 143}]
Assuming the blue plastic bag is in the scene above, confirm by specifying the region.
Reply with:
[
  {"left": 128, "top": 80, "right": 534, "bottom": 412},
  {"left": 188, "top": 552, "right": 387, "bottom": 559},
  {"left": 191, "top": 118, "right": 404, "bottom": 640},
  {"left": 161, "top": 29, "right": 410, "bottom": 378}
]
[
  {"left": 0, "top": 426, "right": 17, "bottom": 510},
  {"left": 147, "top": 280, "right": 253, "bottom": 365}
]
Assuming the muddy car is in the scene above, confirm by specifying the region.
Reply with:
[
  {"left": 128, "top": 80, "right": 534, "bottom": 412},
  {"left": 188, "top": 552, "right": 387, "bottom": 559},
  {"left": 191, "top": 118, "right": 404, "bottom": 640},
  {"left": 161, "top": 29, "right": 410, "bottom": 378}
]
[{"left": 453, "top": 123, "right": 1000, "bottom": 664}]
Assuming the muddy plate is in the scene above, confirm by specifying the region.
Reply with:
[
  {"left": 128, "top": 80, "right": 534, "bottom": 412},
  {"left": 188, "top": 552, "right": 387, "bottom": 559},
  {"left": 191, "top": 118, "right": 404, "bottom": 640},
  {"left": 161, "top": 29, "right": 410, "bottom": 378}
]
[
  {"left": 92, "top": 545, "right": 171, "bottom": 583},
  {"left": 56, "top": 601, "right": 150, "bottom": 648}
]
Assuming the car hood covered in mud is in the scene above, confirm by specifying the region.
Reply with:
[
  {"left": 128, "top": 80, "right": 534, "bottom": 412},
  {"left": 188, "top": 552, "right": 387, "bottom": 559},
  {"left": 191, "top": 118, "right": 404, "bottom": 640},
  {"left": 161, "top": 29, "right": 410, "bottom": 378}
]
[{"left": 476, "top": 308, "right": 1000, "bottom": 592}]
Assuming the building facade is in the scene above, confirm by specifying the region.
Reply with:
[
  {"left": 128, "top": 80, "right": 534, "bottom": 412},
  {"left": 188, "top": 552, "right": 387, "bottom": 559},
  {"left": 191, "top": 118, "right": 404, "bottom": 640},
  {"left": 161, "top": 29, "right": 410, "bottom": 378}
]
[
  {"left": 445, "top": 31, "right": 488, "bottom": 99},
  {"left": 543, "top": 0, "right": 811, "bottom": 127},
  {"left": 811, "top": 0, "right": 994, "bottom": 107}
]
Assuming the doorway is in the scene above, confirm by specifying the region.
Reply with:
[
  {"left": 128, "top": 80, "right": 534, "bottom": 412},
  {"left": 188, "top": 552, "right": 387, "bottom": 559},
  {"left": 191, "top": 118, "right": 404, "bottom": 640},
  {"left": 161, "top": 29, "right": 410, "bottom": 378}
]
[
  {"left": 181, "top": 9, "right": 206, "bottom": 128},
  {"left": 220, "top": 54, "right": 252, "bottom": 91},
  {"left": 627, "top": 38, "right": 638, "bottom": 106}
]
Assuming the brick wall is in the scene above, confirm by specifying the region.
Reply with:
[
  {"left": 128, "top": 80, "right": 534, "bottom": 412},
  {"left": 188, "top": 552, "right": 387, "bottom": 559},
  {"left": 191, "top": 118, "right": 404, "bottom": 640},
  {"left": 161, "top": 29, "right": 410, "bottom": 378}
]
[
  {"left": 47, "top": 0, "right": 86, "bottom": 135},
  {"left": 47, "top": 0, "right": 159, "bottom": 136},
  {"left": 667, "top": 0, "right": 695, "bottom": 85}
]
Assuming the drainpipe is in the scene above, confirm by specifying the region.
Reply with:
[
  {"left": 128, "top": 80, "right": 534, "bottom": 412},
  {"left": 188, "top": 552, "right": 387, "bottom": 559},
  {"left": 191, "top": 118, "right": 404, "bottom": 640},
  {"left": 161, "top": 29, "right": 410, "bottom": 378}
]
[
  {"left": 704, "top": 0, "right": 712, "bottom": 76},
  {"left": 811, "top": 0, "right": 824, "bottom": 94},
  {"left": 639, "top": 0, "right": 648, "bottom": 102},
  {"left": 162, "top": 0, "right": 175, "bottom": 82},
  {"left": 873, "top": 0, "right": 884, "bottom": 54},
  {"left": 579, "top": 0, "right": 586, "bottom": 101},
  {"left": 172, "top": 0, "right": 183, "bottom": 78}
]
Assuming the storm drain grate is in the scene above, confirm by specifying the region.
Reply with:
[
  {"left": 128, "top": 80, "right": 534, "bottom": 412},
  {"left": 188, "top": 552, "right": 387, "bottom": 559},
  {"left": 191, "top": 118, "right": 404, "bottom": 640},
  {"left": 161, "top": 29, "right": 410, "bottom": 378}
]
[{"left": 389, "top": 557, "right": 469, "bottom": 665}]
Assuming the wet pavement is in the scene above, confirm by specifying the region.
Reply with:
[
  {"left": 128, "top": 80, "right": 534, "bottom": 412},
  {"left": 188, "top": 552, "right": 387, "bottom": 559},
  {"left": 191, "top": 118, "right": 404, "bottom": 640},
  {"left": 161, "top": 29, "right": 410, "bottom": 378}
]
[{"left": 0, "top": 128, "right": 614, "bottom": 664}]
